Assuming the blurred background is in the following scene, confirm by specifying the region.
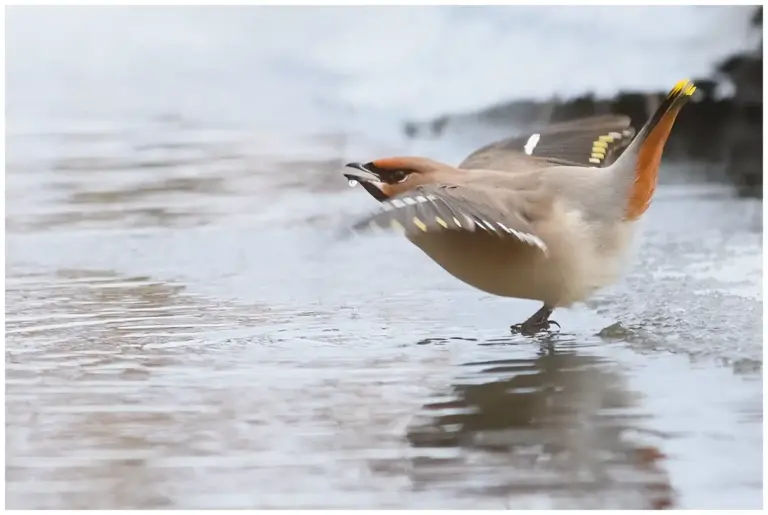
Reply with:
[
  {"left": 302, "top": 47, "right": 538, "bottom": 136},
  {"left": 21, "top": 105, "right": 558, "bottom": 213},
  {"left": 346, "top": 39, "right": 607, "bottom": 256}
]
[{"left": 6, "top": 6, "right": 763, "bottom": 509}]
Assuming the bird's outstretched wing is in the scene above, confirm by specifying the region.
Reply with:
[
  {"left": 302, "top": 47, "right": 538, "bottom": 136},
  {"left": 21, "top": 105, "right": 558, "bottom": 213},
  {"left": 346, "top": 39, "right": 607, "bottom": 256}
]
[
  {"left": 459, "top": 115, "right": 636, "bottom": 171},
  {"left": 348, "top": 183, "right": 549, "bottom": 253}
]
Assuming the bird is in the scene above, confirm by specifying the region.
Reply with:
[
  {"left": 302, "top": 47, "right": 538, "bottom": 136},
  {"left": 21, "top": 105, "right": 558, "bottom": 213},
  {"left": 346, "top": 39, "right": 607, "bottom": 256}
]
[{"left": 341, "top": 79, "right": 697, "bottom": 335}]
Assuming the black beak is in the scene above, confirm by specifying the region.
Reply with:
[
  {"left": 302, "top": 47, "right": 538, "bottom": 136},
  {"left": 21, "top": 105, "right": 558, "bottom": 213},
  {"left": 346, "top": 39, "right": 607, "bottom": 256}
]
[
  {"left": 343, "top": 162, "right": 390, "bottom": 202},
  {"left": 343, "top": 162, "right": 381, "bottom": 184}
]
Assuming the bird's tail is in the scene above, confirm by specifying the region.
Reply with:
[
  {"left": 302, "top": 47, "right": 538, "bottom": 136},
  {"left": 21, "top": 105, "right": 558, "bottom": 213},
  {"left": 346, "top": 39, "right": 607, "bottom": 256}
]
[{"left": 610, "top": 79, "right": 696, "bottom": 220}]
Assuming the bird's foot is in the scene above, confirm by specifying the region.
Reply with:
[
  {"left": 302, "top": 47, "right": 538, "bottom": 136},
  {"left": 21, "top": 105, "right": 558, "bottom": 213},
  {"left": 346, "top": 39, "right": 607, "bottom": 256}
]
[{"left": 510, "top": 318, "right": 560, "bottom": 336}]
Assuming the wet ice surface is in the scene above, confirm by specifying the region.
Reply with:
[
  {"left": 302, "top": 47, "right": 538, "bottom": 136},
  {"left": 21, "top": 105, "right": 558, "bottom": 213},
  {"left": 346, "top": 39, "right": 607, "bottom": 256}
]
[{"left": 5, "top": 123, "right": 762, "bottom": 509}]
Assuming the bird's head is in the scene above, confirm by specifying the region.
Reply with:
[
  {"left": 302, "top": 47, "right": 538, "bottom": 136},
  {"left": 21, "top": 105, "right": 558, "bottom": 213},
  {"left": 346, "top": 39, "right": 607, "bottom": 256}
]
[{"left": 343, "top": 157, "right": 449, "bottom": 201}]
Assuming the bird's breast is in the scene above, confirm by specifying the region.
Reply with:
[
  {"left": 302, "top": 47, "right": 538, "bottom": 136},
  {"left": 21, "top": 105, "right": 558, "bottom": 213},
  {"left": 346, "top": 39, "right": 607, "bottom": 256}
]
[
  {"left": 406, "top": 215, "right": 636, "bottom": 307},
  {"left": 406, "top": 231, "right": 562, "bottom": 303}
]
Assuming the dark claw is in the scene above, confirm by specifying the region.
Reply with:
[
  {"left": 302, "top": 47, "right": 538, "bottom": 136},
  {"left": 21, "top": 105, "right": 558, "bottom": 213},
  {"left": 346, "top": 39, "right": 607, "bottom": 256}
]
[
  {"left": 510, "top": 319, "right": 560, "bottom": 336},
  {"left": 511, "top": 305, "right": 559, "bottom": 336},
  {"left": 510, "top": 322, "right": 542, "bottom": 336}
]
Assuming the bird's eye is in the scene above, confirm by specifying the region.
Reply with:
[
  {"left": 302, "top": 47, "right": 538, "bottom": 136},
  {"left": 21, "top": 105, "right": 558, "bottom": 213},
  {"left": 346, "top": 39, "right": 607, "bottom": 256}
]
[{"left": 390, "top": 170, "right": 408, "bottom": 183}]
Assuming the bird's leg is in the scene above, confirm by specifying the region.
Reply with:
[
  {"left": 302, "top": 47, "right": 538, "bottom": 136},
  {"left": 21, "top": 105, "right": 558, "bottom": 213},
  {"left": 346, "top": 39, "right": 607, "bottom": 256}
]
[{"left": 511, "top": 304, "right": 560, "bottom": 336}]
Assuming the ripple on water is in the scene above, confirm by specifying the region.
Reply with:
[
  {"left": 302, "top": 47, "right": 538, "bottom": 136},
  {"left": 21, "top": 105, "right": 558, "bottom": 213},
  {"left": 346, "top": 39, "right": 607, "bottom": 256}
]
[{"left": 4, "top": 265, "right": 670, "bottom": 509}]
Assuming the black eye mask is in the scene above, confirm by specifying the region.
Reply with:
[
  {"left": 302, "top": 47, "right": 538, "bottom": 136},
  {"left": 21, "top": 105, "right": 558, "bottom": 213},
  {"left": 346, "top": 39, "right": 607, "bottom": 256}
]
[
  {"left": 363, "top": 163, "right": 410, "bottom": 184},
  {"left": 386, "top": 170, "right": 408, "bottom": 184}
]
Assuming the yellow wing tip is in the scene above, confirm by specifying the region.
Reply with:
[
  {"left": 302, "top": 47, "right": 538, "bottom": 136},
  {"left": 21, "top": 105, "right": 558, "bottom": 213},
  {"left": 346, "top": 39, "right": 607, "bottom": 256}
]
[{"left": 670, "top": 79, "right": 696, "bottom": 97}]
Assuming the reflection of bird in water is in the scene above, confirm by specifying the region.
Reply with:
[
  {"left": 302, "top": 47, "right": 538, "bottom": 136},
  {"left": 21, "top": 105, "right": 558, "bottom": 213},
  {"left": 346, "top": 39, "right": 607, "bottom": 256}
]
[{"left": 404, "top": 339, "right": 675, "bottom": 509}]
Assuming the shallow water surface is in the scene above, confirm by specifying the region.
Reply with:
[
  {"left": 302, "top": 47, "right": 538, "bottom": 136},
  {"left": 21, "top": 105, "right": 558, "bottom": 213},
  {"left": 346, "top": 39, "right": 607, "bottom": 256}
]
[{"left": 5, "top": 123, "right": 762, "bottom": 508}]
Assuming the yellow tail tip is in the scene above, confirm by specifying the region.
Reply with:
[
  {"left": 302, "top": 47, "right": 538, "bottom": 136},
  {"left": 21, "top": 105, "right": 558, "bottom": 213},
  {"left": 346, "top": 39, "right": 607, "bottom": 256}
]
[{"left": 671, "top": 79, "right": 696, "bottom": 97}]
